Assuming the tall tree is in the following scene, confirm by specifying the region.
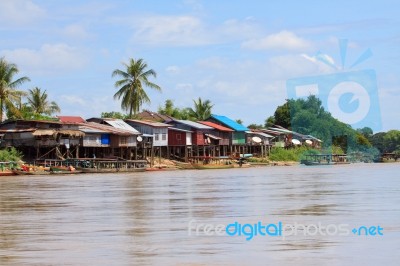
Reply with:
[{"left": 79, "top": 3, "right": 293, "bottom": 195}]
[
  {"left": 188, "top": 97, "right": 214, "bottom": 121},
  {"left": 0, "top": 57, "right": 30, "bottom": 121},
  {"left": 112, "top": 58, "right": 161, "bottom": 118},
  {"left": 273, "top": 101, "right": 291, "bottom": 129},
  {"left": 27, "top": 87, "right": 60, "bottom": 115}
]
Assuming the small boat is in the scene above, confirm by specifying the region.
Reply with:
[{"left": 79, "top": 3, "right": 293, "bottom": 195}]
[
  {"left": 12, "top": 164, "right": 50, "bottom": 175},
  {"left": 12, "top": 169, "right": 50, "bottom": 175},
  {"left": 191, "top": 163, "right": 234, "bottom": 170},
  {"left": 301, "top": 154, "right": 350, "bottom": 166},
  {"left": 0, "top": 162, "right": 18, "bottom": 176},
  {"left": 0, "top": 170, "right": 17, "bottom": 176},
  {"left": 50, "top": 166, "right": 82, "bottom": 174}
]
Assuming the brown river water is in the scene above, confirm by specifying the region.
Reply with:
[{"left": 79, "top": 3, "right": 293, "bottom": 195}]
[{"left": 0, "top": 163, "right": 399, "bottom": 266}]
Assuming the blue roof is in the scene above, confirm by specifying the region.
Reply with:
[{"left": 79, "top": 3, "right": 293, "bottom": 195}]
[{"left": 210, "top": 114, "right": 249, "bottom": 131}]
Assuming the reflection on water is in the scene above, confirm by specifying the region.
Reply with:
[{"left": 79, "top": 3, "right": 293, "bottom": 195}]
[{"left": 1, "top": 163, "right": 400, "bottom": 265}]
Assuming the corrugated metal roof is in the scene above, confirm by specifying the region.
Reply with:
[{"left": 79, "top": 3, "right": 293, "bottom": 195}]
[
  {"left": 175, "top": 120, "right": 213, "bottom": 130},
  {"left": 83, "top": 122, "right": 134, "bottom": 136},
  {"left": 125, "top": 119, "right": 171, "bottom": 127},
  {"left": 57, "top": 116, "right": 86, "bottom": 123},
  {"left": 104, "top": 119, "right": 140, "bottom": 134},
  {"left": 246, "top": 131, "right": 274, "bottom": 138},
  {"left": 0, "top": 128, "right": 36, "bottom": 133},
  {"left": 270, "top": 127, "right": 292, "bottom": 134},
  {"left": 198, "top": 121, "right": 234, "bottom": 132},
  {"left": 210, "top": 114, "right": 249, "bottom": 131},
  {"left": 205, "top": 133, "right": 222, "bottom": 140},
  {"left": 168, "top": 127, "right": 193, "bottom": 133},
  {"left": 262, "top": 129, "right": 283, "bottom": 136},
  {"left": 79, "top": 126, "right": 108, "bottom": 134}
]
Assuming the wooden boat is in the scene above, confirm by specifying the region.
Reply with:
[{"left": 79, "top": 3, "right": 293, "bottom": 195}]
[
  {"left": 37, "top": 158, "right": 147, "bottom": 174},
  {"left": 191, "top": 163, "right": 234, "bottom": 170},
  {"left": 50, "top": 166, "right": 82, "bottom": 174},
  {"left": 0, "top": 170, "right": 17, "bottom": 176},
  {"left": 301, "top": 154, "right": 350, "bottom": 166},
  {"left": 0, "top": 162, "right": 18, "bottom": 176},
  {"left": 13, "top": 169, "right": 50, "bottom": 175},
  {"left": 174, "top": 156, "right": 247, "bottom": 170},
  {"left": 173, "top": 161, "right": 195, "bottom": 169}
]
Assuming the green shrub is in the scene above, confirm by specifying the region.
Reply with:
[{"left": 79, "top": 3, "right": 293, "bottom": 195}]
[
  {"left": 0, "top": 147, "right": 23, "bottom": 162},
  {"left": 268, "top": 145, "right": 343, "bottom": 162}
]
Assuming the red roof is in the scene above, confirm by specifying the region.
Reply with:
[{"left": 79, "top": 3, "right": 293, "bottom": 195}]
[
  {"left": 198, "top": 121, "right": 234, "bottom": 132},
  {"left": 57, "top": 116, "right": 86, "bottom": 123}
]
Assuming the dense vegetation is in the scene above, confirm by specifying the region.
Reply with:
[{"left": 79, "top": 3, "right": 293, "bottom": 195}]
[
  {"left": 0, "top": 147, "right": 22, "bottom": 162},
  {"left": 0, "top": 57, "right": 61, "bottom": 121}
]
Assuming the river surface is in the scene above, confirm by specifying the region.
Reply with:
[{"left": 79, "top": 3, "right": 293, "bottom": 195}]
[{"left": 0, "top": 163, "right": 399, "bottom": 266}]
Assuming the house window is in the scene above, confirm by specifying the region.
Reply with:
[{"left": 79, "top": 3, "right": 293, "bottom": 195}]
[
  {"left": 176, "top": 134, "right": 181, "bottom": 140},
  {"left": 162, "top": 133, "right": 167, "bottom": 140},
  {"left": 120, "top": 136, "right": 127, "bottom": 145},
  {"left": 155, "top": 134, "right": 159, "bottom": 141}
]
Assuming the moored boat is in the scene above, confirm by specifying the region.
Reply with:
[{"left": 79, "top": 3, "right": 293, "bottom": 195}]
[
  {"left": 12, "top": 169, "right": 50, "bottom": 175},
  {"left": 301, "top": 154, "right": 350, "bottom": 166},
  {"left": 50, "top": 166, "right": 82, "bottom": 174},
  {"left": 0, "top": 162, "right": 18, "bottom": 176}
]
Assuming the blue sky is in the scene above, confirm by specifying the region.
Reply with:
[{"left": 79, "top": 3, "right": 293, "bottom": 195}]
[{"left": 1, "top": 0, "right": 399, "bottom": 131}]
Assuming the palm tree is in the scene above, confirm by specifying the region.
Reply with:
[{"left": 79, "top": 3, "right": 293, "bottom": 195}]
[
  {"left": 188, "top": 97, "right": 214, "bottom": 121},
  {"left": 26, "top": 87, "right": 61, "bottom": 115},
  {"left": 112, "top": 58, "right": 161, "bottom": 117},
  {"left": 0, "top": 57, "right": 30, "bottom": 121}
]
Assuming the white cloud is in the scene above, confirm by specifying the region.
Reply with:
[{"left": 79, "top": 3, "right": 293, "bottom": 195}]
[
  {"left": 218, "top": 18, "right": 261, "bottom": 40},
  {"left": 2, "top": 43, "right": 88, "bottom": 74},
  {"left": 182, "top": 0, "right": 204, "bottom": 11},
  {"left": 121, "top": 14, "right": 261, "bottom": 47},
  {"left": 60, "top": 95, "right": 86, "bottom": 106},
  {"left": 176, "top": 83, "right": 193, "bottom": 90},
  {"left": 166, "top": 66, "right": 181, "bottom": 74},
  {"left": 242, "top": 30, "right": 312, "bottom": 51},
  {"left": 63, "top": 24, "right": 91, "bottom": 40},
  {"left": 132, "top": 15, "right": 210, "bottom": 46},
  {"left": 0, "top": 0, "right": 45, "bottom": 26}
]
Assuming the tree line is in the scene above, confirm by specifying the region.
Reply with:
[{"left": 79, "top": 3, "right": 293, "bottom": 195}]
[
  {"left": 2, "top": 55, "right": 399, "bottom": 156},
  {"left": 265, "top": 95, "right": 400, "bottom": 155},
  {"left": 0, "top": 57, "right": 60, "bottom": 121}
]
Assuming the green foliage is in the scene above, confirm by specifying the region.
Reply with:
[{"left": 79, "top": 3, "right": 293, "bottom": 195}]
[
  {"left": 247, "top": 157, "right": 270, "bottom": 163},
  {"left": 268, "top": 145, "right": 344, "bottom": 162},
  {"left": 273, "top": 101, "right": 291, "bottom": 129},
  {"left": 187, "top": 97, "right": 213, "bottom": 121},
  {"left": 158, "top": 99, "right": 191, "bottom": 120},
  {"left": 356, "top": 132, "right": 372, "bottom": 147},
  {"left": 370, "top": 132, "right": 386, "bottom": 153},
  {"left": 269, "top": 146, "right": 317, "bottom": 161},
  {"left": 112, "top": 58, "right": 161, "bottom": 117},
  {"left": 357, "top": 127, "right": 373, "bottom": 139},
  {"left": 269, "top": 95, "right": 372, "bottom": 153},
  {"left": 383, "top": 130, "right": 400, "bottom": 153},
  {"left": 236, "top": 119, "right": 243, "bottom": 125},
  {"left": 0, "top": 147, "right": 22, "bottom": 162},
  {"left": 265, "top": 116, "right": 275, "bottom": 127},
  {"left": 247, "top": 123, "right": 264, "bottom": 129},
  {"left": 26, "top": 87, "right": 60, "bottom": 115},
  {"left": 101, "top": 111, "right": 129, "bottom": 119},
  {"left": 0, "top": 57, "right": 30, "bottom": 121}
]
